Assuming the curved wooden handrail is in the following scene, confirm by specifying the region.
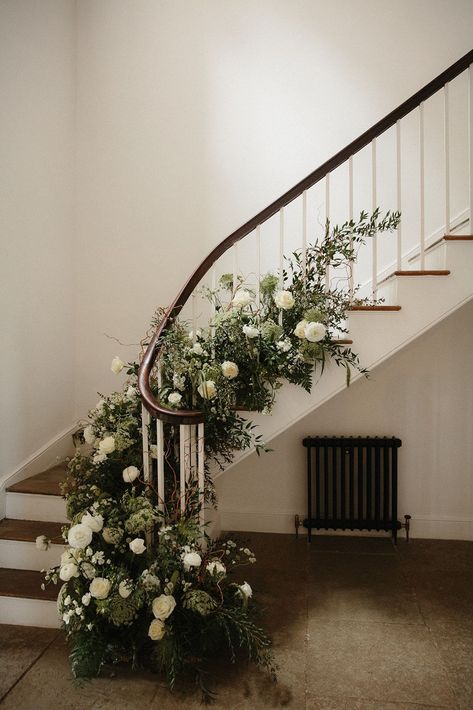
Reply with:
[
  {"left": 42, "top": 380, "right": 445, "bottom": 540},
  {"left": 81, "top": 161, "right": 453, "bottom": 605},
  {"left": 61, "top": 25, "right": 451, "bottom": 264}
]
[{"left": 139, "top": 49, "right": 473, "bottom": 423}]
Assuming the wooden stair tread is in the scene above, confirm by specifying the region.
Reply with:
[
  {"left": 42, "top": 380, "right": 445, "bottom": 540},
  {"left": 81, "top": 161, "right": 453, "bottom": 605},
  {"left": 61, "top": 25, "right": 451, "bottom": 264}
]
[
  {"left": 349, "top": 305, "right": 401, "bottom": 311},
  {"left": 394, "top": 270, "right": 450, "bottom": 276},
  {"left": 6, "top": 464, "right": 66, "bottom": 496},
  {"left": 0, "top": 568, "right": 61, "bottom": 601},
  {"left": 331, "top": 339, "right": 353, "bottom": 344},
  {"left": 0, "top": 519, "right": 64, "bottom": 543},
  {"left": 444, "top": 235, "right": 473, "bottom": 240}
]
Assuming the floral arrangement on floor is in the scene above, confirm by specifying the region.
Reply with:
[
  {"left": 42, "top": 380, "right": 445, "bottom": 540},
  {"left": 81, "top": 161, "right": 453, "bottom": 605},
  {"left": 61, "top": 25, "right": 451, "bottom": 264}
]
[{"left": 42, "top": 209, "right": 399, "bottom": 701}]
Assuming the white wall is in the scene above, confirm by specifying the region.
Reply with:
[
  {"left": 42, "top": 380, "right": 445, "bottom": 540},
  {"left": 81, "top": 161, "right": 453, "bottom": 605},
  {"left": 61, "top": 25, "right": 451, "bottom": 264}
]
[
  {"left": 0, "top": 0, "right": 76, "bottom": 483},
  {"left": 74, "top": 0, "right": 473, "bottom": 416},
  {"left": 217, "top": 300, "right": 473, "bottom": 540}
]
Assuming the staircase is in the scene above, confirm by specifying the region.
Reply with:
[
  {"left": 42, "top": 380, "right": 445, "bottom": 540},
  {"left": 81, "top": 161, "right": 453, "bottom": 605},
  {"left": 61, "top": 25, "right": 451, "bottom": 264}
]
[
  {"left": 0, "top": 466, "right": 67, "bottom": 627},
  {"left": 1, "top": 52, "right": 473, "bottom": 628}
]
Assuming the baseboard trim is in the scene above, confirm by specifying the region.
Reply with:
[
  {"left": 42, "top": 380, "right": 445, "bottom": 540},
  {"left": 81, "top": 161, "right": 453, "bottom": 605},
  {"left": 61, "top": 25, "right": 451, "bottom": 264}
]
[{"left": 220, "top": 509, "right": 473, "bottom": 540}]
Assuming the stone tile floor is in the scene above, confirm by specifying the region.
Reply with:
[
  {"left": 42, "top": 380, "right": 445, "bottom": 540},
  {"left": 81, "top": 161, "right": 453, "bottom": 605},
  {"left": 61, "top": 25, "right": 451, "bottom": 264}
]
[{"left": 1, "top": 533, "right": 472, "bottom": 709}]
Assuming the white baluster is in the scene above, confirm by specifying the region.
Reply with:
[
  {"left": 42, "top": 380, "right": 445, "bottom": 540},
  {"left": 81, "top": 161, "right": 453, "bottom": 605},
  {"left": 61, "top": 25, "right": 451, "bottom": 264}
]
[
  {"left": 371, "top": 139, "right": 378, "bottom": 297},
  {"left": 325, "top": 174, "right": 330, "bottom": 291},
  {"left": 302, "top": 190, "right": 308, "bottom": 283},
  {"left": 191, "top": 293, "right": 197, "bottom": 342},
  {"left": 279, "top": 207, "right": 284, "bottom": 325},
  {"left": 256, "top": 225, "right": 261, "bottom": 309},
  {"left": 348, "top": 156, "right": 354, "bottom": 296},
  {"left": 396, "top": 120, "right": 402, "bottom": 270},
  {"left": 232, "top": 241, "right": 238, "bottom": 293},
  {"left": 444, "top": 84, "right": 450, "bottom": 235},
  {"left": 141, "top": 404, "right": 151, "bottom": 484},
  {"left": 197, "top": 422, "right": 205, "bottom": 530},
  {"left": 156, "top": 418, "right": 165, "bottom": 514},
  {"left": 419, "top": 102, "right": 425, "bottom": 269},
  {"left": 179, "top": 424, "right": 188, "bottom": 514},
  {"left": 469, "top": 64, "right": 473, "bottom": 230}
]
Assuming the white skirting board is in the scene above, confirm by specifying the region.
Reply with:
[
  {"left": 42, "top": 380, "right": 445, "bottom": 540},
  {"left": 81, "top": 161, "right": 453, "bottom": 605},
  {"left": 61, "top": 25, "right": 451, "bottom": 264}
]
[
  {"left": 220, "top": 509, "right": 473, "bottom": 541},
  {"left": 0, "top": 596, "right": 60, "bottom": 628}
]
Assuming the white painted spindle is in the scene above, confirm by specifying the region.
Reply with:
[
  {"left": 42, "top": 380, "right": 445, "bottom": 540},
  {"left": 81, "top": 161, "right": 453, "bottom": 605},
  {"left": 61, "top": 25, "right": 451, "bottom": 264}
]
[
  {"left": 141, "top": 404, "right": 151, "bottom": 484},
  {"left": 232, "top": 242, "right": 238, "bottom": 293},
  {"left": 191, "top": 293, "right": 197, "bottom": 342},
  {"left": 396, "top": 120, "right": 402, "bottom": 271},
  {"left": 302, "top": 190, "right": 307, "bottom": 283},
  {"left": 156, "top": 418, "right": 165, "bottom": 513},
  {"left": 256, "top": 225, "right": 261, "bottom": 308},
  {"left": 444, "top": 84, "right": 450, "bottom": 235},
  {"left": 197, "top": 422, "right": 205, "bottom": 529},
  {"left": 348, "top": 156, "right": 354, "bottom": 296},
  {"left": 371, "top": 139, "right": 378, "bottom": 297},
  {"left": 325, "top": 174, "right": 330, "bottom": 291},
  {"left": 279, "top": 208, "right": 284, "bottom": 325},
  {"left": 469, "top": 65, "right": 473, "bottom": 229},
  {"left": 419, "top": 102, "right": 425, "bottom": 269},
  {"left": 179, "top": 425, "right": 188, "bottom": 514}
]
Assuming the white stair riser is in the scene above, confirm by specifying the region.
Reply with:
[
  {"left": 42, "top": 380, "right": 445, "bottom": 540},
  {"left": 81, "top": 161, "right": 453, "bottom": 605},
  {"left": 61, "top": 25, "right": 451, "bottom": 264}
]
[
  {"left": 0, "top": 596, "right": 60, "bottom": 628},
  {"left": 6, "top": 493, "right": 68, "bottom": 523},
  {"left": 0, "top": 539, "right": 65, "bottom": 571}
]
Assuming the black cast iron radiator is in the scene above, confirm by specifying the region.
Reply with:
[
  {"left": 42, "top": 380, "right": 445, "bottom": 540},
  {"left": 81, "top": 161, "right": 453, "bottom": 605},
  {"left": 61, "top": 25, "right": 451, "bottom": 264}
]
[{"left": 302, "top": 436, "right": 403, "bottom": 542}]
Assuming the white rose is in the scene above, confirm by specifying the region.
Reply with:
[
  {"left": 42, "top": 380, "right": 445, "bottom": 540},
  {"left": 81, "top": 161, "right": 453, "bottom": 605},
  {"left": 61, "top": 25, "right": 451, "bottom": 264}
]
[
  {"left": 294, "top": 319, "right": 308, "bottom": 339},
  {"left": 182, "top": 551, "right": 202, "bottom": 571},
  {"left": 89, "top": 577, "right": 111, "bottom": 600},
  {"left": 152, "top": 594, "right": 176, "bottom": 620},
  {"left": 111, "top": 356, "right": 125, "bottom": 374},
  {"left": 129, "top": 538, "right": 146, "bottom": 555},
  {"left": 192, "top": 343, "right": 204, "bottom": 356},
  {"left": 93, "top": 452, "right": 107, "bottom": 465},
  {"left": 82, "top": 592, "right": 92, "bottom": 606},
  {"left": 83, "top": 425, "right": 96, "bottom": 445},
  {"left": 98, "top": 436, "right": 116, "bottom": 456},
  {"left": 239, "top": 581, "right": 253, "bottom": 599},
  {"left": 59, "top": 562, "right": 79, "bottom": 582},
  {"left": 274, "top": 289, "right": 295, "bottom": 310},
  {"left": 232, "top": 289, "right": 252, "bottom": 308},
  {"left": 148, "top": 618, "right": 166, "bottom": 641},
  {"left": 206, "top": 560, "right": 226, "bottom": 577},
  {"left": 122, "top": 465, "right": 140, "bottom": 483},
  {"left": 197, "top": 380, "right": 217, "bottom": 399},
  {"left": 221, "top": 361, "right": 239, "bottom": 379},
  {"left": 119, "top": 580, "right": 133, "bottom": 599},
  {"left": 68, "top": 523, "right": 93, "bottom": 550},
  {"left": 81, "top": 562, "right": 96, "bottom": 580},
  {"left": 60, "top": 549, "right": 77, "bottom": 566},
  {"left": 35, "top": 535, "right": 49, "bottom": 551},
  {"left": 304, "top": 321, "right": 327, "bottom": 343},
  {"left": 168, "top": 391, "right": 182, "bottom": 406},
  {"left": 81, "top": 512, "right": 104, "bottom": 533},
  {"left": 126, "top": 385, "right": 138, "bottom": 399},
  {"left": 242, "top": 325, "right": 260, "bottom": 339}
]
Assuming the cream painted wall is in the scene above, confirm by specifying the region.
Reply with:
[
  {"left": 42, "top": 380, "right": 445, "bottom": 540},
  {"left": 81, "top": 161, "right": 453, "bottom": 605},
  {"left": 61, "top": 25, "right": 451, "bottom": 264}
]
[
  {"left": 0, "top": 0, "right": 76, "bottom": 481},
  {"left": 217, "top": 300, "right": 473, "bottom": 540},
  {"left": 74, "top": 0, "right": 473, "bottom": 416}
]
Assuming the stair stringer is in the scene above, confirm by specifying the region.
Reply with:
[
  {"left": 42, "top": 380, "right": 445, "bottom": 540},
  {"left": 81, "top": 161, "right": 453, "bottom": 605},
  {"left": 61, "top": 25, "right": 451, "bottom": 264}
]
[{"left": 215, "top": 241, "right": 473, "bottom": 477}]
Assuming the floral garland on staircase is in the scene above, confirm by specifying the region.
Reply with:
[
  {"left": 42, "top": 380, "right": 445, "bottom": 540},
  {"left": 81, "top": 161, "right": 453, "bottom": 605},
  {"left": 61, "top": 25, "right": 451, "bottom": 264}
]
[{"left": 42, "top": 209, "right": 399, "bottom": 701}]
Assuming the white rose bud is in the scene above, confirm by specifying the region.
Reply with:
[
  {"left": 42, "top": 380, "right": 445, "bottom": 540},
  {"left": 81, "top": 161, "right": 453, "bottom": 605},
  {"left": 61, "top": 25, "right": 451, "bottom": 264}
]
[
  {"left": 239, "top": 581, "right": 253, "bottom": 599},
  {"left": 182, "top": 551, "right": 202, "bottom": 571},
  {"left": 59, "top": 562, "right": 79, "bottom": 582},
  {"left": 68, "top": 523, "right": 93, "bottom": 550},
  {"left": 89, "top": 577, "right": 111, "bottom": 600},
  {"left": 232, "top": 289, "right": 252, "bottom": 308},
  {"left": 129, "top": 538, "right": 146, "bottom": 555},
  {"left": 122, "top": 465, "right": 140, "bottom": 483},
  {"left": 192, "top": 343, "right": 204, "bottom": 356},
  {"left": 148, "top": 618, "right": 166, "bottom": 641},
  {"left": 274, "top": 289, "right": 295, "bottom": 310},
  {"left": 197, "top": 380, "right": 217, "bottom": 399},
  {"left": 294, "top": 319, "right": 308, "bottom": 339},
  {"left": 206, "top": 560, "right": 226, "bottom": 577},
  {"left": 242, "top": 324, "right": 259, "bottom": 339},
  {"left": 81, "top": 562, "right": 96, "bottom": 580},
  {"left": 168, "top": 391, "right": 182, "bottom": 406},
  {"left": 152, "top": 594, "right": 176, "bottom": 620},
  {"left": 111, "top": 356, "right": 125, "bottom": 374},
  {"left": 81, "top": 592, "right": 91, "bottom": 606},
  {"left": 98, "top": 436, "right": 116, "bottom": 456},
  {"left": 119, "top": 580, "right": 133, "bottom": 599},
  {"left": 304, "top": 321, "right": 326, "bottom": 343},
  {"left": 83, "top": 425, "right": 96, "bottom": 445},
  {"left": 35, "top": 535, "right": 49, "bottom": 551},
  {"left": 221, "top": 361, "right": 239, "bottom": 379},
  {"left": 81, "top": 512, "right": 104, "bottom": 533}
]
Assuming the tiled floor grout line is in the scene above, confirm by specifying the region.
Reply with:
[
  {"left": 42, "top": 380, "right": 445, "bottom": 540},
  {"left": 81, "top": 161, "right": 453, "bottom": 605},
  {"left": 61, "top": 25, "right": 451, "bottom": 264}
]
[{"left": 0, "top": 630, "right": 60, "bottom": 705}]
